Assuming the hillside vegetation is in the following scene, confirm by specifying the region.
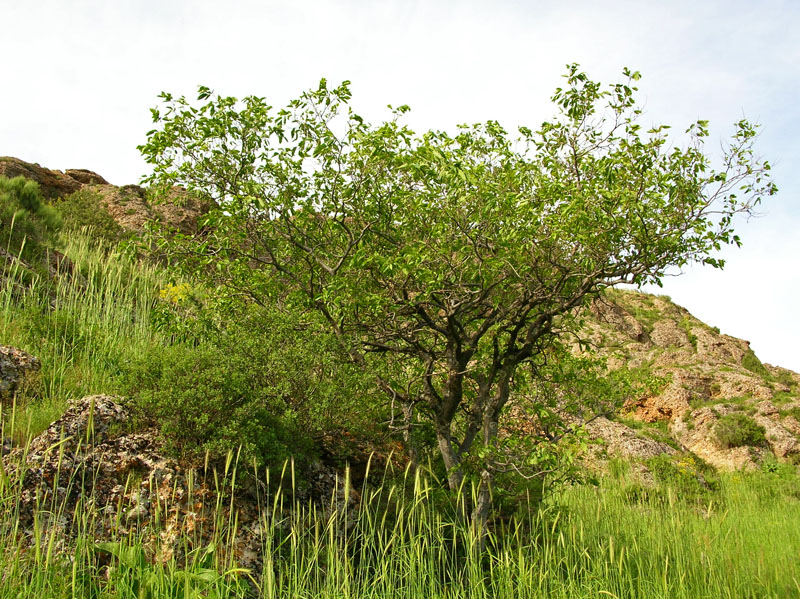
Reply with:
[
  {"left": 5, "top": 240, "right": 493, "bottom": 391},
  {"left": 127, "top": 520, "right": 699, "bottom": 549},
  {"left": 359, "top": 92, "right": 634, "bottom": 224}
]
[{"left": 0, "top": 151, "right": 797, "bottom": 597}]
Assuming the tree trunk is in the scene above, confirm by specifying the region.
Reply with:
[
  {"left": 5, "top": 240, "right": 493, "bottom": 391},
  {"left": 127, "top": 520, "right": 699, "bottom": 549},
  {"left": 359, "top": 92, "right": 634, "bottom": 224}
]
[
  {"left": 436, "top": 428, "right": 464, "bottom": 491},
  {"left": 401, "top": 402, "right": 419, "bottom": 472},
  {"left": 471, "top": 469, "right": 492, "bottom": 546}
]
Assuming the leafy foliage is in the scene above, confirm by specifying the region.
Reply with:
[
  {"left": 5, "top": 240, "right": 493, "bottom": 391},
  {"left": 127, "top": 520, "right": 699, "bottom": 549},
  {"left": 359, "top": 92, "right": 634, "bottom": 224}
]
[
  {"left": 123, "top": 304, "right": 381, "bottom": 468},
  {"left": 123, "top": 342, "right": 305, "bottom": 467}
]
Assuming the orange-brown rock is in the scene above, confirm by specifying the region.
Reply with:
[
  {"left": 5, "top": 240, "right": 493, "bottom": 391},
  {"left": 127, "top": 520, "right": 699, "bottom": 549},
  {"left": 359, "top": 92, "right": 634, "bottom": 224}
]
[{"left": 634, "top": 371, "right": 712, "bottom": 422}]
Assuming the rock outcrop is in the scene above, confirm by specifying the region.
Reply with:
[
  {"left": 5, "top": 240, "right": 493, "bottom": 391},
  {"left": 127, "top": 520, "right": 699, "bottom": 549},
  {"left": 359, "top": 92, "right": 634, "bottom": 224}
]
[
  {"left": 3, "top": 395, "right": 263, "bottom": 566},
  {"left": 2, "top": 394, "right": 360, "bottom": 569},
  {"left": 0, "top": 156, "right": 86, "bottom": 199},
  {"left": 585, "top": 416, "right": 677, "bottom": 460},
  {"left": 0, "top": 156, "right": 211, "bottom": 235}
]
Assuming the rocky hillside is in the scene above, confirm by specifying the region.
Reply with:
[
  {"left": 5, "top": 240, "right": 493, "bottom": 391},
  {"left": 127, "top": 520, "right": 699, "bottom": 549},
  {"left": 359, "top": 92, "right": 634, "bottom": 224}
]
[
  {"left": 582, "top": 289, "right": 800, "bottom": 470},
  {"left": 0, "top": 156, "right": 210, "bottom": 234}
]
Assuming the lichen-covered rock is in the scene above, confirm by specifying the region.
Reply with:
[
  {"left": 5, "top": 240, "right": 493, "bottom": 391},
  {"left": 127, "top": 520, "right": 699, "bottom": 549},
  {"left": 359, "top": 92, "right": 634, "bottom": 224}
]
[
  {"left": 715, "top": 371, "right": 773, "bottom": 401},
  {"left": 151, "top": 186, "right": 213, "bottom": 235},
  {"left": 1, "top": 396, "right": 262, "bottom": 567},
  {"left": 670, "top": 406, "right": 769, "bottom": 471},
  {"left": 650, "top": 319, "right": 690, "bottom": 348},
  {"left": 585, "top": 417, "right": 676, "bottom": 460},
  {"left": 756, "top": 413, "right": 800, "bottom": 460},
  {"left": 589, "top": 297, "right": 648, "bottom": 343},
  {"left": 0, "top": 345, "right": 41, "bottom": 401},
  {"left": 1, "top": 395, "right": 361, "bottom": 571},
  {"left": 692, "top": 328, "right": 749, "bottom": 365},
  {"left": 634, "top": 371, "right": 711, "bottom": 423},
  {"left": 579, "top": 289, "right": 800, "bottom": 469}
]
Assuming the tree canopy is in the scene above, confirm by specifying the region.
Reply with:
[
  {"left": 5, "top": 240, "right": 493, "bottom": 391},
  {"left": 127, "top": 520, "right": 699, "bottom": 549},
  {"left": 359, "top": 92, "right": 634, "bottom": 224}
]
[{"left": 139, "top": 65, "right": 775, "bottom": 525}]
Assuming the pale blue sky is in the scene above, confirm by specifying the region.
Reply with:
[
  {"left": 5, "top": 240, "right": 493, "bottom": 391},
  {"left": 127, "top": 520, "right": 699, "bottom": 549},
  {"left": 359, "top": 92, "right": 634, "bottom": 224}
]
[{"left": 2, "top": 0, "right": 798, "bottom": 369}]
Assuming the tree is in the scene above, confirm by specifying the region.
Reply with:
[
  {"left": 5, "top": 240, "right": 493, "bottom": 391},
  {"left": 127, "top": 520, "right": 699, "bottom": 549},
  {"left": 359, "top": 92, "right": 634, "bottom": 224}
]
[{"left": 139, "top": 66, "right": 775, "bottom": 528}]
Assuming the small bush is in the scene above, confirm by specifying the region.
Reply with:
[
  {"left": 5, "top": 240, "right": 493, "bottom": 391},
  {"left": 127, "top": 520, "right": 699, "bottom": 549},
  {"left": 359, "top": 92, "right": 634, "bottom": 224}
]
[
  {"left": 123, "top": 342, "right": 311, "bottom": 468},
  {"left": 123, "top": 304, "right": 383, "bottom": 469},
  {"left": 53, "top": 188, "right": 127, "bottom": 241},
  {"left": 644, "top": 454, "right": 720, "bottom": 503},
  {"left": 714, "top": 412, "right": 767, "bottom": 448},
  {"left": 0, "top": 175, "right": 62, "bottom": 261},
  {"left": 741, "top": 348, "right": 769, "bottom": 379}
]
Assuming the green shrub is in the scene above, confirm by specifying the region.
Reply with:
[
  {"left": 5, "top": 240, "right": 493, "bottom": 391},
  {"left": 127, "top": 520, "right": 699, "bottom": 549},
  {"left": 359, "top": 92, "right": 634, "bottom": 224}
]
[
  {"left": 124, "top": 342, "right": 309, "bottom": 468},
  {"left": 713, "top": 412, "right": 767, "bottom": 448},
  {"left": 53, "top": 188, "right": 127, "bottom": 241},
  {"left": 678, "top": 316, "right": 698, "bottom": 349},
  {"left": 123, "top": 304, "right": 382, "bottom": 469},
  {"left": 779, "top": 406, "right": 800, "bottom": 421},
  {"left": 645, "top": 454, "right": 719, "bottom": 503},
  {"left": 741, "top": 348, "right": 769, "bottom": 378},
  {"left": 0, "top": 175, "right": 62, "bottom": 261}
]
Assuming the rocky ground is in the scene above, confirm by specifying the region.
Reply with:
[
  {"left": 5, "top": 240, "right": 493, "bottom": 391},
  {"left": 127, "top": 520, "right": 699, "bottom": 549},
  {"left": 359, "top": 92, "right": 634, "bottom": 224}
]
[
  {"left": 0, "top": 391, "right": 357, "bottom": 571},
  {"left": 1, "top": 292, "right": 798, "bottom": 568}
]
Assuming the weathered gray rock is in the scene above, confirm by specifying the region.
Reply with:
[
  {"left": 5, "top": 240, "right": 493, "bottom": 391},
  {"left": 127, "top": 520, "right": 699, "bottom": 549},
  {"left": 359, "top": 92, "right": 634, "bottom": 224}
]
[
  {"left": 1, "top": 395, "right": 358, "bottom": 571},
  {"left": 670, "top": 406, "right": 769, "bottom": 471},
  {"left": 585, "top": 416, "right": 676, "bottom": 460},
  {"left": 0, "top": 345, "right": 41, "bottom": 401},
  {"left": 650, "top": 319, "right": 690, "bottom": 348},
  {"left": 589, "top": 297, "right": 648, "bottom": 343}
]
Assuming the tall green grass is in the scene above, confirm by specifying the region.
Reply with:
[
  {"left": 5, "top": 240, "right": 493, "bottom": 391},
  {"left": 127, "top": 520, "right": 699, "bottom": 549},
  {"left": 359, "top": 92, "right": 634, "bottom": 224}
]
[
  {"left": 0, "top": 450, "right": 797, "bottom": 598},
  {"left": 0, "top": 228, "right": 167, "bottom": 441}
]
